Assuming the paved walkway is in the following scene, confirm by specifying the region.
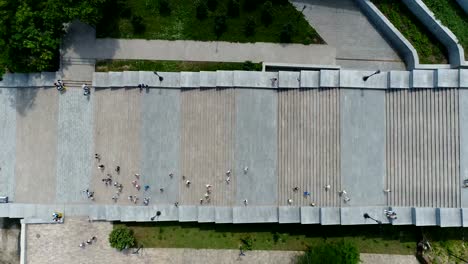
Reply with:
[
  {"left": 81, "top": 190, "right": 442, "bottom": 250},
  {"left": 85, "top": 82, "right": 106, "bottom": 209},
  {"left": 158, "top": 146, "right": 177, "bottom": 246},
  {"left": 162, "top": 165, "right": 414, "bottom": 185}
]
[
  {"left": 291, "top": 0, "right": 405, "bottom": 70},
  {"left": 61, "top": 22, "right": 336, "bottom": 69},
  {"left": 24, "top": 217, "right": 418, "bottom": 264}
]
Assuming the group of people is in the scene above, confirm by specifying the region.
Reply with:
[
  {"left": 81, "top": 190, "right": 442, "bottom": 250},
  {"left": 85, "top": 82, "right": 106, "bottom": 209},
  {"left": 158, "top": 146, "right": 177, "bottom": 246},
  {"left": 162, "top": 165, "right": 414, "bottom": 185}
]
[
  {"left": 79, "top": 236, "right": 97, "bottom": 248},
  {"left": 53, "top": 80, "right": 91, "bottom": 96},
  {"left": 54, "top": 80, "right": 65, "bottom": 91}
]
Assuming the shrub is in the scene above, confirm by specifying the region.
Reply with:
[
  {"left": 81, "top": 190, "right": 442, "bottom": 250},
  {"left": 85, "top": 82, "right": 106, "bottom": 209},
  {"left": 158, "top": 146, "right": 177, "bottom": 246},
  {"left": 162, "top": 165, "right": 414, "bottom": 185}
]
[
  {"left": 244, "top": 17, "right": 256, "bottom": 37},
  {"left": 214, "top": 14, "right": 227, "bottom": 38},
  {"left": 227, "top": 0, "right": 240, "bottom": 17},
  {"left": 295, "top": 240, "right": 360, "bottom": 264},
  {"left": 207, "top": 0, "right": 218, "bottom": 11},
  {"left": 109, "top": 227, "right": 135, "bottom": 251},
  {"left": 279, "top": 23, "right": 293, "bottom": 43},
  {"left": 131, "top": 15, "right": 146, "bottom": 34},
  {"left": 272, "top": 232, "right": 280, "bottom": 243},
  {"left": 196, "top": 1, "right": 209, "bottom": 20},
  {"left": 242, "top": 61, "right": 257, "bottom": 71},
  {"left": 159, "top": 0, "right": 171, "bottom": 15},
  {"left": 261, "top": 1, "right": 273, "bottom": 26},
  {"left": 240, "top": 235, "right": 254, "bottom": 250}
]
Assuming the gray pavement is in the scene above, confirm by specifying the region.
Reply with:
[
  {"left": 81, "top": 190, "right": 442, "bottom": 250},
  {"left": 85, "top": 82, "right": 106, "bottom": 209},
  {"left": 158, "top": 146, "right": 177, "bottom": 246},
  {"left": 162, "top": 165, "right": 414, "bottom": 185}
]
[
  {"left": 235, "top": 89, "right": 277, "bottom": 206},
  {"left": 15, "top": 88, "right": 58, "bottom": 204},
  {"left": 340, "top": 89, "right": 386, "bottom": 206},
  {"left": 55, "top": 88, "right": 94, "bottom": 203},
  {"left": 141, "top": 88, "right": 180, "bottom": 204},
  {"left": 291, "top": 0, "right": 405, "bottom": 70},
  {"left": 0, "top": 88, "right": 17, "bottom": 200}
]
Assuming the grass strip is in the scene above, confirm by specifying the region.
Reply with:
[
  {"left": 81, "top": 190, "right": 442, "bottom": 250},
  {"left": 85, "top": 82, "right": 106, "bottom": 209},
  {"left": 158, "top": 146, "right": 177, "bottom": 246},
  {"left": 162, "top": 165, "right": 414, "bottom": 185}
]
[{"left": 371, "top": 0, "right": 448, "bottom": 64}]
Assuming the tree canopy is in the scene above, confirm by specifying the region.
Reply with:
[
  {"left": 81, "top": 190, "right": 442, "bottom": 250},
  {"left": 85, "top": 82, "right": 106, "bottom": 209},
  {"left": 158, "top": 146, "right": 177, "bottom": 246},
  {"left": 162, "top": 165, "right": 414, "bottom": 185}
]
[{"left": 0, "top": 0, "right": 107, "bottom": 76}]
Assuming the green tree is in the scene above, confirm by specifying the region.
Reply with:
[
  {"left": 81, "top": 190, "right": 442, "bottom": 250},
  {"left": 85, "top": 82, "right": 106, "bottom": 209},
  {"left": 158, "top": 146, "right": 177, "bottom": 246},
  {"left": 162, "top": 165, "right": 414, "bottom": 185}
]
[
  {"left": 279, "top": 23, "right": 293, "bottom": 43},
  {"left": 159, "top": 0, "right": 171, "bottom": 15},
  {"left": 0, "top": 0, "right": 108, "bottom": 77},
  {"left": 261, "top": 1, "right": 273, "bottom": 26},
  {"left": 244, "top": 16, "right": 256, "bottom": 37},
  {"left": 227, "top": 0, "right": 240, "bottom": 17},
  {"left": 196, "top": 1, "right": 208, "bottom": 20},
  {"left": 214, "top": 14, "right": 227, "bottom": 38},
  {"left": 109, "top": 227, "right": 135, "bottom": 251},
  {"left": 207, "top": 0, "right": 218, "bottom": 11}
]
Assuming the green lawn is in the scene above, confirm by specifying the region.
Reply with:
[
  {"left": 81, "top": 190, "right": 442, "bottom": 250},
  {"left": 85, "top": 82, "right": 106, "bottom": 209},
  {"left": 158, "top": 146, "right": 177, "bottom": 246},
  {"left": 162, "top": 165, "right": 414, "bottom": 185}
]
[
  {"left": 371, "top": 0, "right": 448, "bottom": 64},
  {"left": 422, "top": 0, "right": 468, "bottom": 61},
  {"left": 116, "top": 222, "right": 468, "bottom": 262},
  {"left": 95, "top": 60, "right": 262, "bottom": 72},
  {"left": 96, "top": 0, "right": 323, "bottom": 45},
  {"left": 116, "top": 222, "right": 420, "bottom": 254}
]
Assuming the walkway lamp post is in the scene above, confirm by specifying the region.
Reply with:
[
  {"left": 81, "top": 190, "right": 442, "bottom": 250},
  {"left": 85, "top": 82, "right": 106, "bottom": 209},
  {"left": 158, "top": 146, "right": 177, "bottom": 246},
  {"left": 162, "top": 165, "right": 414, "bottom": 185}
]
[
  {"left": 150, "top": 210, "right": 161, "bottom": 221},
  {"left": 153, "top": 72, "right": 164, "bottom": 81},
  {"left": 362, "top": 70, "right": 381, "bottom": 81},
  {"left": 363, "top": 213, "right": 382, "bottom": 224}
]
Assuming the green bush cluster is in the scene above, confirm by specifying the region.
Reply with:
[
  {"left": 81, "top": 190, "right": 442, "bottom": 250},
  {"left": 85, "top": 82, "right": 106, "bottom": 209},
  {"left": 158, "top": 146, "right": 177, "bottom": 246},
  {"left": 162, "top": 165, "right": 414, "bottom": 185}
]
[
  {"left": 109, "top": 227, "right": 136, "bottom": 251},
  {"left": 295, "top": 240, "right": 360, "bottom": 264}
]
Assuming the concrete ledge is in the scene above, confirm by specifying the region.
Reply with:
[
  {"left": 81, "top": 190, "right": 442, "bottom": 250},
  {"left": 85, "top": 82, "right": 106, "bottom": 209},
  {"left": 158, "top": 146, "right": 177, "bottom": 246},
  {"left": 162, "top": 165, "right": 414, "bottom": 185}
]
[
  {"left": 463, "top": 208, "right": 468, "bottom": 227},
  {"left": 0, "top": 74, "right": 14, "bottom": 87},
  {"left": 122, "top": 71, "right": 140, "bottom": 87},
  {"left": 436, "top": 69, "right": 459, "bottom": 88},
  {"left": 0, "top": 204, "right": 10, "bottom": 217},
  {"left": 457, "top": 0, "right": 468, "bottom": 15},
  {"left": 437, "top": 208, "right": 462, "bottom": 227},
  {"left": 411, "top": 70, "right": 435, "bottom": 88},
  {"left": 389, "top": 71, "right": 410, "bottom": 89},
  {"left": 139, "top": 71, "right": 161, "bottom": 87},
  {"left": 233, "top": 71, "right": 278, "bottom": 88},
  {"left": 13, "top": 74, "right": 29, "bottom": 87},
  {"left": 179, "top": 206, "right": 198, "bottom": 222},
  {"left": 460, "top": 69, "right": 468, "bottom": 88},
  {"left": 199, "top": 71, "right": 217, "bottom": 87},
  {"left": 402, "top": 0, "right": 465, "bottom": 68},
  {"left": 339, "top": 70, "right": 388, "bottom": 89},
  {"left": 152, "top": 72, "right": 180, "bottom": 88},
  {"left": 9, "top": 204, "right": 26, "bottom": 218},
  {"left": 198, "top": 206, "right": 215, "bottom": 223},
  {"left": 41, "top": 72, "right": 57, "bottom": 87},
  {"left": 413, "top": 207, "right": 437, "bottom": 226},
  {"left": 389, "top": 207, "right": 413, "bottom": 225},
  {"left": 92, "top": 72, "right": 109, "bottom": 88},
  {"left": 89, "top": 205, "right": 107, "bottom": 220},
  {"left": 28, "top": 73, "right": 42, "bottom": 87},
  {"left": 233, "top": 206, "right": 278, "bottom": 223},
  {"left": 278, "top": 206, "right": 300, "bottom": 223},
  {"left": 120, "top": 206, "right": 138, "bottom": 222},
  {"left": 135, "top": 207, "right": 152, "bottom": 222},
  {"left": 355, "top": 0, "right": 417, "bottom": 70},
  {"left": 215, "top": 207, "right": 233, "bottom": 223},
  {"left": 300, "top": 71, "right": 320, "bottom": 88},
  {"left": 153, "top": 205, "right": 179, "bottom": 221},
  {"left": 320, "top": 70, "right": 339, "bottom": 88},
  {"left": 105, "top": 205, "right": 121, "bottom": 221},
  {"left": 109, "top": 72, "right": 123, "bottom": 87},
  {"left": 300, "top": 207, "right": 320, "bottom": 224},
  {"left": 320, "top": 207, "right": 341, "bottom": 225},
  {"left": 341, "top": 207, "right": 390, "bottom": 225},
  {"left": 278, "top": 71, "right": 300, "bottom": 88},
  {"left": 180, "top": 72, "right": 200, "bottom": 88},
  {"left": 216, "top": 71, "right": 234, "bottom": 88}
]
